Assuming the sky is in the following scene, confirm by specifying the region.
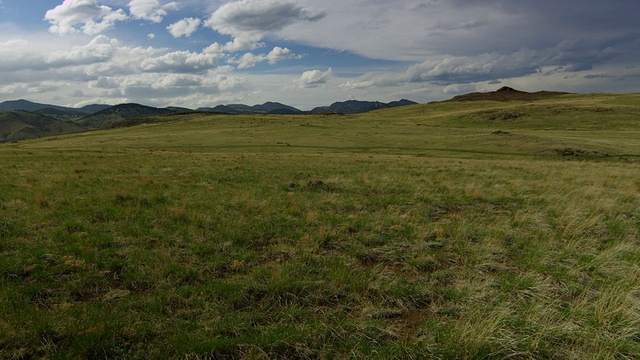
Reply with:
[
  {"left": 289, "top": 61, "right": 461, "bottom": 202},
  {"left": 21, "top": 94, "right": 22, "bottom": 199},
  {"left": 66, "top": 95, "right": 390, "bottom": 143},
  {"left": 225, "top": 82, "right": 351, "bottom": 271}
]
[{"left": 0, "top": 0, "right": 638, "bottom": 110}]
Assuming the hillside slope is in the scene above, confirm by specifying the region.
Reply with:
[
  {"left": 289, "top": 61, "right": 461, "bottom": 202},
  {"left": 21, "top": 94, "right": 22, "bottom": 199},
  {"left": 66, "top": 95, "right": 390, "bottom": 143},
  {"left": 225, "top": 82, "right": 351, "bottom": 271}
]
[
  {"left": 446, "top": 86, "right": 571, "bottom": 102},
  {"left": 77, "top": 103, "right": 178, "bottom": 129},
  {"left": 0, "top": 111, "right": 86, "bottom": 142},
  {"left": 12, "top": 93, "right": 638, "bottom": 162}
]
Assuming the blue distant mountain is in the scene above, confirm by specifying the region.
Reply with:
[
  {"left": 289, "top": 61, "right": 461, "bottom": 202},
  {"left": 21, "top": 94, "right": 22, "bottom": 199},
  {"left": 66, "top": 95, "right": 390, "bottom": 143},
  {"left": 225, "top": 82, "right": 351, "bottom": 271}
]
[
  {"left": 198, "top": 99, "right": 417, "bottom": 115},
  {"left": 0, "top": 99, "right": 110, "bottom": 114},
  {"left": 309, "top": 99, "right": 418, "bottom": 114},
  {"left": 0, "top": 97, "right": 420, "bottom": 140},
  {"left": 197, "top": 101, "right": 304, "bottom": 114}
]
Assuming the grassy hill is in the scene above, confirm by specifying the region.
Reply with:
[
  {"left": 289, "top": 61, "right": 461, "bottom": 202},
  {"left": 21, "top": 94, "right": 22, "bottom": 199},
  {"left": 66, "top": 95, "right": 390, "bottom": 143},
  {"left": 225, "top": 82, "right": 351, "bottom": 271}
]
[
  {"left": 0, "top": 110, "right": 86, "bottom": 142},
  {"left": 34, "top": 107, "right": 88, "bottom": 122},
  {"left": 1, "top": 93, "right": 639, "bottom": 358},
  {"left": 77, "top": 103, "right": 178, "bottom": 129},
  {"left": 445, "top": 86, "right": 571, "bottom": 102}
]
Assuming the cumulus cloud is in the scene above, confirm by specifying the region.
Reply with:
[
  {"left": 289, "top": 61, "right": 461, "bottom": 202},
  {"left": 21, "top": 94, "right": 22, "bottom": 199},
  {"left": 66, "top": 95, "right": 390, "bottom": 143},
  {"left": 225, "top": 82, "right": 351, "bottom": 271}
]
[
  {"left": 129, "top": 0, "right": 178, "bottom": 23},
  {"left": 229, "top": 47, "right": 299, "bottom": 69},
  {"left": 295, "top": 68, "right": 332, "bottom": 88},
  {"left": 88, "top": 71, "right": 250, "bottom": 106},
  {"left": 0, "top": 36, "right": 119, "bottom": 72},
  {"left": 82, "top": 42, "right": 164, "bottom": 76},
  {"left": 266, "top": 46, "right": 297, "bottom": 64},
  {"left": 45, "top": 35, "right": 117, "bottom": 67},
  {"left": 167, "top": 17, "right": 202, "bottom": 38},
  {"left": 45, "top": 0, "right": 128, "bottom": 35},
  {"left": 150, "top": 74, "right": 204, "bottom": 89},
  {"left": 140, "top": 51, "right": 221, "bottom": 73},
  {"left": 167, "top": 18, "right": 202, "bottom": 38},
  {"left": 202, "top": 35, "right": 265, "bottom": 53},
  {"left": 231, "top": 53, "right": 262, "bottom": 69},
  {"left": 204, "top": 0, "right": 325, "bottom": 51}
]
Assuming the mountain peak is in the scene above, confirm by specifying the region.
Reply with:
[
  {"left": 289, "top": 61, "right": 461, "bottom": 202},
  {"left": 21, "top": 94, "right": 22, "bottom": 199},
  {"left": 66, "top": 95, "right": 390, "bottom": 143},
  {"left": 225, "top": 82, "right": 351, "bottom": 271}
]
[{"left": 496, "top": 86, "right": 521, "bottom": 93}]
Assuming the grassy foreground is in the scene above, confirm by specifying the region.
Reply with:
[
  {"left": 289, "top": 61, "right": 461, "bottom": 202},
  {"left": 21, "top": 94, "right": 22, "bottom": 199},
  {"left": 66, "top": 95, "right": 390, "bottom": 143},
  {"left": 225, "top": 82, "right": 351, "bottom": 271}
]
[{"left": 1, "top": 94, "right": 640, "bottom": 358}]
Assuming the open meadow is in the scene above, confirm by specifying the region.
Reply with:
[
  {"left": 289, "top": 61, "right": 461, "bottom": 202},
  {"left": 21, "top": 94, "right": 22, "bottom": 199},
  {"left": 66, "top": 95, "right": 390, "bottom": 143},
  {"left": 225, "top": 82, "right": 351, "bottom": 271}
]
[{"left": 1, "top": 93, "right": 640, "bottom": 359}]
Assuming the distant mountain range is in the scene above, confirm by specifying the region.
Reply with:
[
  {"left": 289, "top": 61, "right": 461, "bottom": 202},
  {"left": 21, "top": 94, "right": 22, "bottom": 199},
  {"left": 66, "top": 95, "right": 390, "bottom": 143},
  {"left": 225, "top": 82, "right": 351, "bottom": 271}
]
[
  {"left": 197, "top": 101, "right": 305, "bottom": 115},
  {"left": 309, "top": 99, "right": 417, "bottom": 114},
  {"left": 0, "top": 99, "right": 111, "bottom": 114},
  {"left": 0, "top": 98, "right": 420, "bottom": 142}
]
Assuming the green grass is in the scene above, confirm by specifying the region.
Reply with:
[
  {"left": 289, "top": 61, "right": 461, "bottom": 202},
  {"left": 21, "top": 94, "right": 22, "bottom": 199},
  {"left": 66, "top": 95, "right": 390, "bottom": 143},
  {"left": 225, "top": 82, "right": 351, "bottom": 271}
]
[{"left": 1, "top": 93, "right": 640, "bottom": 358}]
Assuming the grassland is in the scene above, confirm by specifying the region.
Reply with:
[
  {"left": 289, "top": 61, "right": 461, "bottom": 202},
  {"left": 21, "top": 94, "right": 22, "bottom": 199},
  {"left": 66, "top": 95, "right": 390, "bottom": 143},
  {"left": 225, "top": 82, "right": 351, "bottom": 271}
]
[{"left": 1, "top": 93, "right": 639, "bottom": 359}]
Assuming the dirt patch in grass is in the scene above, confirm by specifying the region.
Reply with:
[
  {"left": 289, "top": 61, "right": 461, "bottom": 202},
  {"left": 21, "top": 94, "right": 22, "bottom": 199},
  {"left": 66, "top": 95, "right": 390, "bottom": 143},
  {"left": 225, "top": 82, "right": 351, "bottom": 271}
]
[
  {"left": 553, "top": 147, "right": 610, "bottom": 158},
  {"left": 394, "top": 307, "right": 432, "bottom": 342}
]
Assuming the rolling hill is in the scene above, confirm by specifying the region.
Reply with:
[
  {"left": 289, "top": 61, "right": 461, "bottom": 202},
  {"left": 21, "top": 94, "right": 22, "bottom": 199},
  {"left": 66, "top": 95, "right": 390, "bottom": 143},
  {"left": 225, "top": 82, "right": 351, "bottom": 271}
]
[
  {"left": 34, "top": 107, "right": 88, "bottom": 122},
  {"left": 76, "top": 103, "right": 180, "bottom": 129},
  {"left": 0, "top": 110, "right": 86, "bottom": 142},
  {"left": 446, "top": 86, "right": 571, "bottom": 102}
]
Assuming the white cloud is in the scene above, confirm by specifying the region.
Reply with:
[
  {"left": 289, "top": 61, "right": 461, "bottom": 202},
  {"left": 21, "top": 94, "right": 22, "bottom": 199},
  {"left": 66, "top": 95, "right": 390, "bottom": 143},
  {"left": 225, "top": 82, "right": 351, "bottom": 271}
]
[
  {"left": 150, "top": 74, "right": 203, "bottom": 89},
  {"left": 266, "top": 46, "right": 298, "bottom": 64},
  {"left": 167, "top": 17, "right": 202, "bottom": 38},
  {"left": 83, "top": 41, "right": 164, "bottom": 76},
  {"left": 205, "top": 0, "right": 325, "bottom": 52},
  {"left": 442, "top": 83, "right": 478, "bottom": 94},
  {"left": 0, "top": 36, "right": 119, "bottom": 72},
  {"left": 87, "top": 71, "right": 251, "bottom": 107},
  {"left": 45, "top": 0, "right": 128, "bottom": 35},
  {"left": 295, "top": 68, "right": 332, "bottom": 88},
  {"left": 140, "top": 51, "right": 222, "bottom": 73},
  {"left": 147, "top": 33, "right": 156, "bottom": 39},
  {"left": 203, "top": 34, "right": 265, "bottom": 53},
  {"left": 45, "top": 35, "right": 117, "bottom": 67},
  {"left": 129, "top": 0, "right": 178, "bottom": 23},
  {"left": 229, "top": 46, "right": 299, "bottom": 69},
  {"left": 232, "top": 53, "right": 262, "bottom": 69}
]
